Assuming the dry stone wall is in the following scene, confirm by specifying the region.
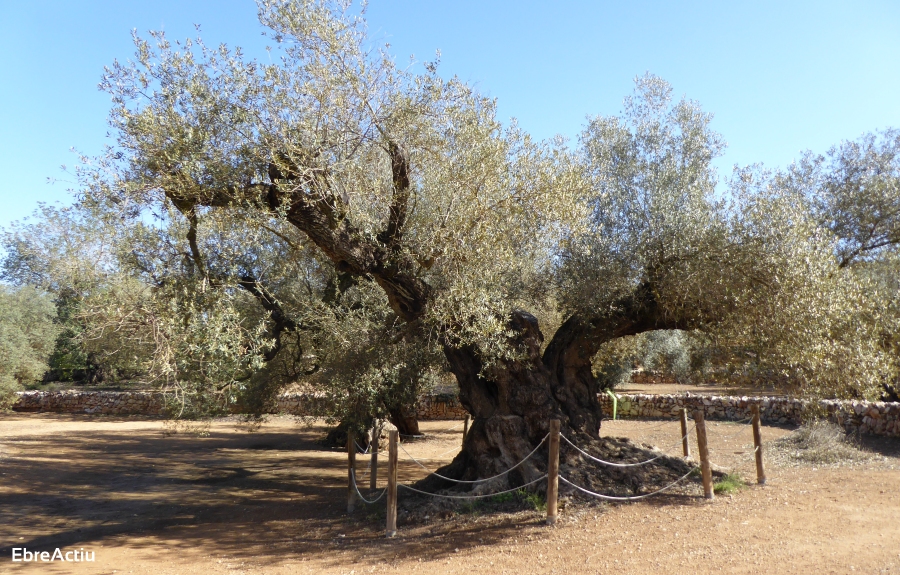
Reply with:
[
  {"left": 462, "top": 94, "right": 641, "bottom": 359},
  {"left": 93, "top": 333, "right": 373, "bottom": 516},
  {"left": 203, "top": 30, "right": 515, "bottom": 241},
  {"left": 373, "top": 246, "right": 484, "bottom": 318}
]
[
  {"left": 14, "top": 390, "right": 167, "bottom": 416},
  {"left": 12, "top": 390, "right": 467, "bottom": 421},
  {"left": 12, "top": 390, "right": 900, "bottom": 437},
  {"left": 600, "top": 392, "right": 900, "bottom": 437},
  {"left": 270, "top": 392, "right": 466, "bottom": 419}
]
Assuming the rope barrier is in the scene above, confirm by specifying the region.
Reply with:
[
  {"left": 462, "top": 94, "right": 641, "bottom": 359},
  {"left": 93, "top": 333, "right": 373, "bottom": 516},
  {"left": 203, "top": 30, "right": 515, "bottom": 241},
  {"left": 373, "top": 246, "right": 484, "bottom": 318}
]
[
  {"left": 350, "top": 469, "right": 387, "bottom": 504},
  {"left": 396, "top": 420, "right": 465, "bottom": 440},
  {"left": 705, "top": 416, "right": 755, "bottom": 473},
  {"left": 436, "top": 421, "right": 465, "bottom": 434},
  {"left": 430, "top": 443, "right": 463, "bottom": 460},
  {"left": 605, "top": 417, "right": 683, "bottom": 432},
  {"left": 399, "top": 474, "right": 548, "bottom": 499},
  {"left": 558, "top": 466, "right": 699, "bottom": 501},
  {"left": 709, "top": 416, "right": 754, "bottom": 440},
  {"left": 355, "top": 462, "right": 371, "bottom": 481},
  {"left": 560, "top": 426, "right": 695, "bottom": 468},
  {"left": 605, "top": 414, "right": 758, "bottom": 437},
  {"left": 398, "top": 433, "right": 549, "bottom": 484}
]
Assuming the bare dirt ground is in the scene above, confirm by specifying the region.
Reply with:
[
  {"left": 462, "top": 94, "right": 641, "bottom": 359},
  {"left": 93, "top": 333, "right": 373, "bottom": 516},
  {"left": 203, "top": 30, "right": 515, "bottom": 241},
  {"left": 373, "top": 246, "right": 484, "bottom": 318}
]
[
  {"left": 614, "top": 380, "right": 787, "bottom": 396},
  {"left": 1, "top": 413, "right": 899, "bottom": 574}
]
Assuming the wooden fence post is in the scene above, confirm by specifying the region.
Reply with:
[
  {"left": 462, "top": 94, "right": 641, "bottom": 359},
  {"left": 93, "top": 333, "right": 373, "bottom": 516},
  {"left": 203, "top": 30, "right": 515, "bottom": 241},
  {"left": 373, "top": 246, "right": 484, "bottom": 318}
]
[
  {"left": 370, "top": 423, "right": 379, "bottom": 493},
  {"left": 463, "top": 414, "right": 471, "bottom": 447},
  {"left": 693, "top": 411, "right": 714, "bottom": 500},
  {"left": 347, "top": 434, "right": 357, "bottom": 513},
  {"left": 751, "top": 404, "right": 767, "bottom": 485},
  {"left": 680, "top": 408, "right": 691, "bottom": 458},
  {"left": 546, "top": 419, "right": 560, "bottom": 525},
  {"left": 386, "top": 430, "right": 399, "bottom": 538}
]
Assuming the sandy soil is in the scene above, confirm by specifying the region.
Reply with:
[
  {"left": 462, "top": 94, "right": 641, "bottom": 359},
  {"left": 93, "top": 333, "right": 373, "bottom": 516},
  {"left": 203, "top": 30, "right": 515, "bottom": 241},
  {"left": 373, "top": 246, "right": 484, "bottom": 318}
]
[
  {"left": 613, "top": 381, "right": 787, "bottom": 396},
  {"left": 1, "top": 413, "right": 899, "bottom": 574}
]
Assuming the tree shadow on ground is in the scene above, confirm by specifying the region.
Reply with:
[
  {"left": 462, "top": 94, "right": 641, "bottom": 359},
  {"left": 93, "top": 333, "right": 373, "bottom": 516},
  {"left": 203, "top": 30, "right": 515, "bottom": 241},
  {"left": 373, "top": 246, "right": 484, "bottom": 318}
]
[
  {"left": 0, "top": 415, "right": 731, "bottom": 571},
  {"left": 0, "top": 415, "right": 556, "bottom": 564},
  {"left": 857, "top": 434, "right": 900, "bottom": 458}
]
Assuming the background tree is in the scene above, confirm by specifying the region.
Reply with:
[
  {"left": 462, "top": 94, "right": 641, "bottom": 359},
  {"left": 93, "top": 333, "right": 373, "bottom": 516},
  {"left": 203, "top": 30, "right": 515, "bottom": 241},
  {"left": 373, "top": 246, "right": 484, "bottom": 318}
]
[
  {"left": 0, "top": 286, "right": 60, "bottom": 407},
  {"left": 777, "top": 129, "right": 900, "bottom": 398},
  {"left": 1, "top": 204, "right": 123, "bottom": 382}
]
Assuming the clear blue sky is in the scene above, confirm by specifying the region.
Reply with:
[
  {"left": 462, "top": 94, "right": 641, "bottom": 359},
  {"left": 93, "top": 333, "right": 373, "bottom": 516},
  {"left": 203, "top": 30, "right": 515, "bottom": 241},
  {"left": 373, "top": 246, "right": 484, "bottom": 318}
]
[{"left": 2, "top": 0, "right": 899, "bottom": 230}]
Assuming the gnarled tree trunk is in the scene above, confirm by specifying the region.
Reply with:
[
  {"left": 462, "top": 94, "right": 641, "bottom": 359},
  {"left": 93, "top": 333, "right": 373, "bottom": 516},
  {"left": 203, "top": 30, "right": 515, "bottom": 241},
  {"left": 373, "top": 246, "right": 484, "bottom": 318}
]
[
  {"left": 388, "top": 408, "right": 421, "bottom": 437},
  {"left": 423, "top": 284, "right": 693, "bottom": 493},
  {"left": 427, "top": 311, "right": 559, "bottom": 491}
]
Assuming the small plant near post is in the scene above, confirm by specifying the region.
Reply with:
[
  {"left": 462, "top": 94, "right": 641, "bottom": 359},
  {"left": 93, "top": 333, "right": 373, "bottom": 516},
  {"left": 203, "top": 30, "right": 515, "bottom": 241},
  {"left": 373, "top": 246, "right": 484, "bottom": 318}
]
[
  {"left": 369, "top": 423, "right": 379, "bottom": 493},
  {"left": 751, "top": 404, "right": 767, "bottom": 485},
  {"left": 713, "top": 473, "right": 745, "bottom": 495},
  {"left": 693, "top": 410, "right": 714, "bottom": 500},
  {"left": 546, "top": 419, "right": 560, "bottom": 525},
  {"left": 680, "top": 408, "right": 690, "bottom": 458},
  {"left": 386, "top": 429, "right": 399, "bottom": 538},
  {"left": 347, "top": 434, "right": 357, "bottom": 513}
]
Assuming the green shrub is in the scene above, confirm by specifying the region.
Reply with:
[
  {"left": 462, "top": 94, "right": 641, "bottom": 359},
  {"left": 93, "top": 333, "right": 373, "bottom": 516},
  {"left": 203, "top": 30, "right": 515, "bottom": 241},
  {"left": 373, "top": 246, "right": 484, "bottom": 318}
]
[
  {"left": 713, "top": 473, "right": 745, "bottom": 495},
  {"left": 521, "top": 490, "right": 546, "bottom": 512}
]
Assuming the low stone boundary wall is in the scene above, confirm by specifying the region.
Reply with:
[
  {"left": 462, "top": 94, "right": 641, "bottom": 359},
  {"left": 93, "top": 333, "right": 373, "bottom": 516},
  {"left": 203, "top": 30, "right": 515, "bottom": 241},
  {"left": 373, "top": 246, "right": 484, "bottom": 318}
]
[
  {"left": 271, "top": 392, "right": 466, "bottom": 419},
  {"left": 13, "top": 390, "right": 167, "bottom": 416},
  {"left": 410, "top": 394, "right": 468, "bottom": 420},
  {"left": 12, "top": 390, "right": 468, "bottom": 421},
  {"left": 12, "top": 390, "right": 900, "bottom": 437},
  {"left": 600, "top": 393, "right": 900, "bottom": 437}
]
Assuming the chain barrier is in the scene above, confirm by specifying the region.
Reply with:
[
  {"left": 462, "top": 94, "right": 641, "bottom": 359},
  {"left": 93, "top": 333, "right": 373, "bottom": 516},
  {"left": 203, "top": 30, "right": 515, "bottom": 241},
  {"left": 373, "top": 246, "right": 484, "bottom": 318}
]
[
  {"left": 558, "top": 466, "right": 699, "bottom": 501},
  {"left": 398, "top": 433, "right": 549, "bottom": 484},
  {"left": 399, "top": 473, "right": 548, "bottom": 499}
]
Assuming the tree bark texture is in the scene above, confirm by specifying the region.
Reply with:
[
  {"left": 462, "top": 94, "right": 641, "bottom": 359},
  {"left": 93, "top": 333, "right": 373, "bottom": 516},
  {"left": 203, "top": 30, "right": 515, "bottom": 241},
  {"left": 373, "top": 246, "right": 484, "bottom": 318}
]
[
  {"left": 423, "top": 283, "right": 694, "bottom": 493},
  {"left": 388, "top": 408, "right": 421, "bottom": 437}
]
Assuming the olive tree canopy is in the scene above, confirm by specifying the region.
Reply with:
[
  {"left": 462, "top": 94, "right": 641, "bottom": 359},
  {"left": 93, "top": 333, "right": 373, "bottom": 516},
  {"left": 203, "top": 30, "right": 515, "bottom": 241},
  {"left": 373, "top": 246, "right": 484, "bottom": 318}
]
[{"left": 777, "top": 129, "right": 900, "bottom": 398}]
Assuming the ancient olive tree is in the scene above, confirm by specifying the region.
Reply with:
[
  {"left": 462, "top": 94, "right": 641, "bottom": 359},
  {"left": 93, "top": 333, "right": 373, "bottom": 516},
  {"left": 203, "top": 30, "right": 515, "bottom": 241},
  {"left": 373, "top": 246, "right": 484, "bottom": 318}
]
[{"left": 76, "top": 0, "right": 867, "bottom": 490}]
